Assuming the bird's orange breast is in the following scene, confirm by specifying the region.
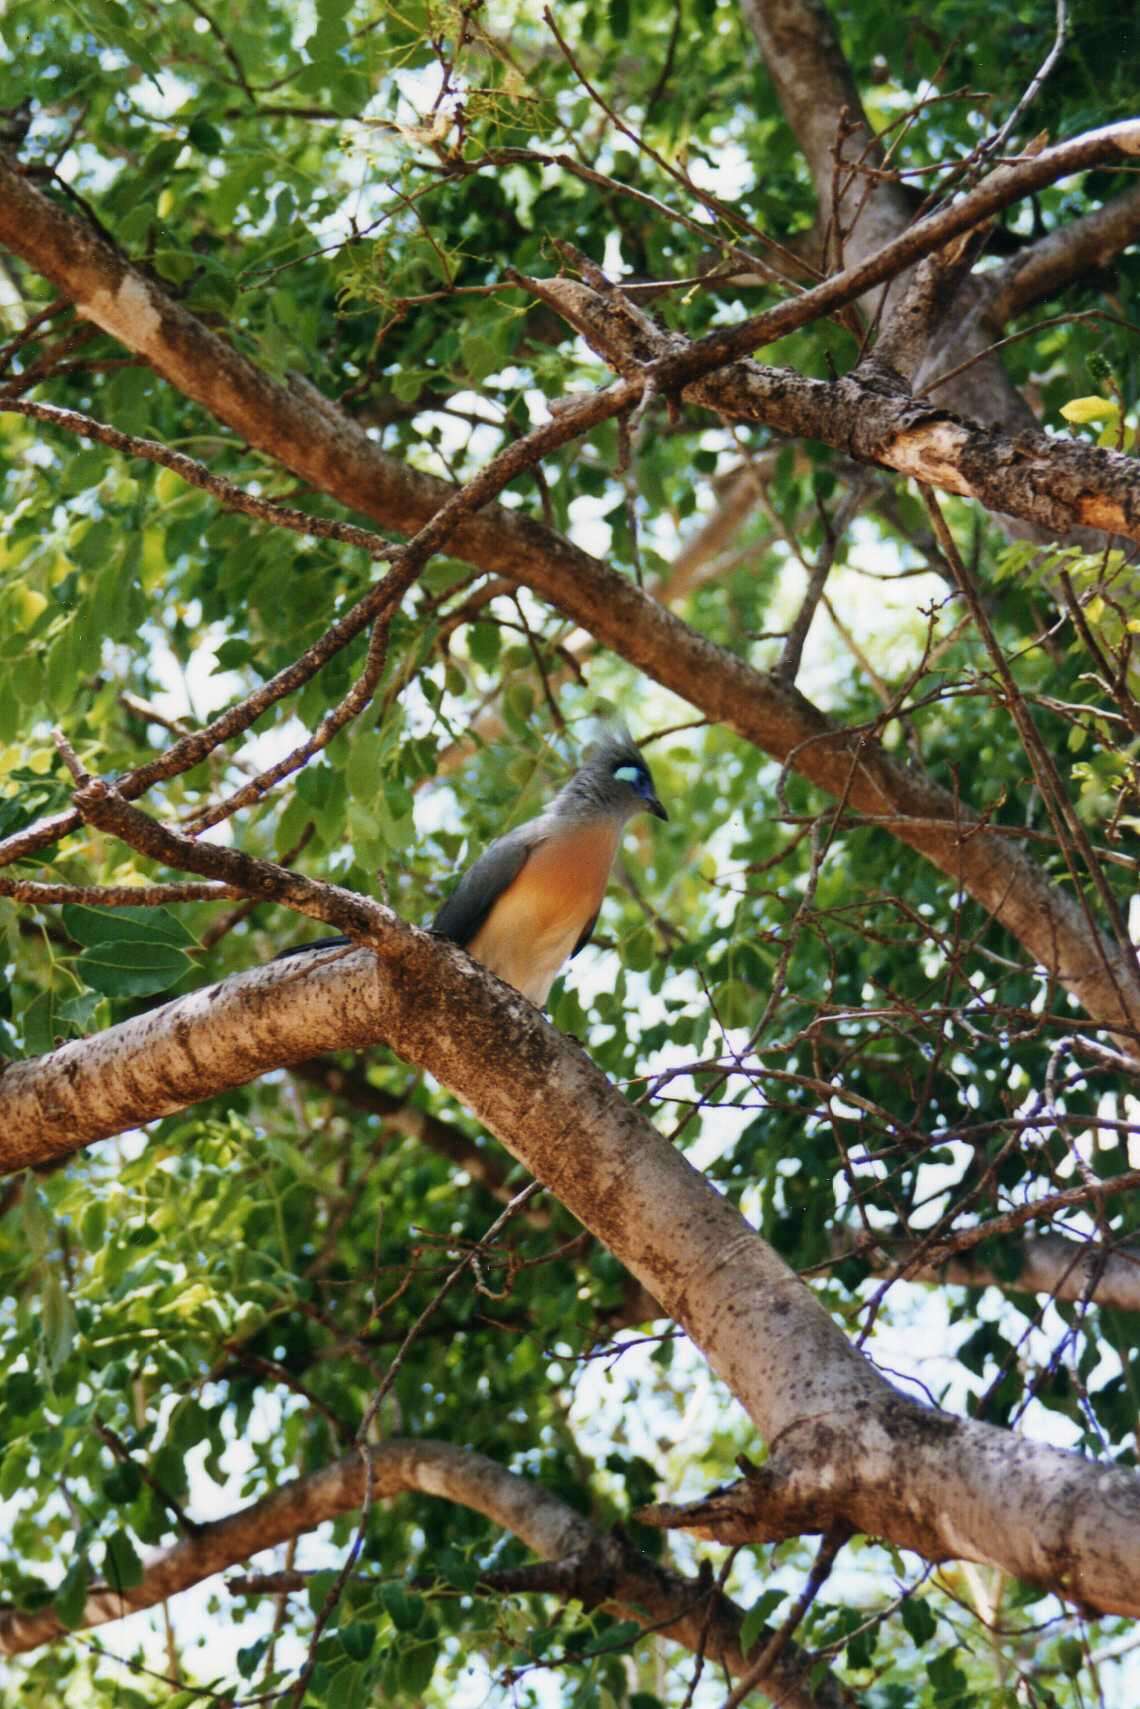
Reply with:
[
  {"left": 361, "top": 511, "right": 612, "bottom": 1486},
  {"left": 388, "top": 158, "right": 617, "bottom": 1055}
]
[{"left": 467, "top": 819, "right": 621, "bottom": 1004}]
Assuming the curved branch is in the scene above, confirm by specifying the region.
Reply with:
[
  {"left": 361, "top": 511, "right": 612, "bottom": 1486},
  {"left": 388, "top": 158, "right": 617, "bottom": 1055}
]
[
  {"left": 0, "top": 1438, "right": 839, "bottom": 1708},
  {"left": 3, "top": 941, "right": 1140, "bottom": 1616},
  {"left": 3, "top": 155, "right": 1140, "bottom": 1043},
  {"left": 988, "top": 181, "right": 1140, "bottom": 322},
  {"left": 534, "top": 272, "right": 1140, "bottom": 544}
]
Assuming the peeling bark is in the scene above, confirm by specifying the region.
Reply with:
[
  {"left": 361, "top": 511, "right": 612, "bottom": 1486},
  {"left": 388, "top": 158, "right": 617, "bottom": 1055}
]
[
  {"left": 3, "top": 942, "right": 1140, "bottom": 1616},
  {"left": 534, "top": 275, "right": 1140, "bottom": 544}
]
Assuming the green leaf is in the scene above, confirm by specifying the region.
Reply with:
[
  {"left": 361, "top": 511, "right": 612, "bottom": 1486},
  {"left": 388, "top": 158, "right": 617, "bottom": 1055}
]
[
  {"left": 1056, "top": 1636, "right": 1083, "bottom": 1676},
  {"left": 79, "top": 1199, "right": 108, "bottom": 1252},
  {"left": 1059, "top": 394, "right": 1119, "bottom": 424},
  {"left": 326, "top": 1661, "right": 371, "bottom": 1709},
  {"left": 380, "top": 1582, "right": 422, "bottom": 1631},
  {"left": 398, "top": 1639, "right": 439, "bottom": 1696},
  {"left": 6, "top": 1370, "right": 43, "bottom": 1416},
  {"left": 339, "top": 1619, "right": 376, "bottom": 1661},
  {"left": 103, "top": 1460, "right": 143, "bottom": 1504},
  {"left": 582, "top": 1619, "right": 640, "bottom": 1655},
  {"left": 0, "top": 1444, "right": 31, "bottom": 1500},
  {"left": 56, "top": 1556, "right": 91, "bottom": 1629},
  {"left": 187, "top": 115, "right": 223, "bottom": 154},
  {"left": 623, "top": 927, "right": 656, "bottom": 973},
  {"left": 237, "top": 1636, "right": 271, "bottom": 1679},
  {"left": 460, "top": 331, "right": 501, "bottom": 383},
  {"left": 715, "top": 978, "right": 756, "bottom": 1029},
  {"left": 62, "top": 905, "right": 199, "bottom": 949},
  {"left": 926, "top": 1646, "right": 969, "bottom": 1703},
  {"left": 21, "top": 1180, "right": 53, "bottom": 1253},
  {"left": 307, "top": 1570, "right": 340, "bottom": 1613},
  {"left": 468, "top": 622, "right": 501, "bottom": 670},
  {"left": 740, "top": 1589, "right": 786, "bottom": 1654},
  {"left": 103, "top": 1528, "right": 145, "bottom": 1591},
  {"left": 900, "top": 1596, "right": 937, "bottom": 1644},
  {"left": 213, "top": 637, "right": 256, "bottom": 671},
  {"left": 346, "top": 730, "right": 384, "bottom": 804},
  {"left": 42, "top": 1268, "right": 77, "bottom": 1369},
  {"left": 77, "top": 940, "right": 193, "bottom": 998}
]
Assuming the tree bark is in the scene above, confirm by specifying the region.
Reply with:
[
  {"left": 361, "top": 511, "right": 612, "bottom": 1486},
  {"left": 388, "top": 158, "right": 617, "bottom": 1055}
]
[
  {"left": 738, "top": 0, "right": 1043, "bottom": 440},
  {"left": 0, "top": 1437, "right": 844, "bottom": 1708},
  {"left": 4, "top": 940, "right": 1140, "bottom": 1617},
  {"left": 1, "top": 161, "right": 1138, "bottom": 1044},
  {"left": 856, "top": 1230, "right": 1140, "bottom": 1314}
]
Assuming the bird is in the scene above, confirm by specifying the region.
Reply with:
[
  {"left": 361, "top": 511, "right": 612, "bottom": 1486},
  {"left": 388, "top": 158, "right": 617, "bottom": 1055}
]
[{"left": 278, "top": 725, "right": 667, "bottom": 1006}]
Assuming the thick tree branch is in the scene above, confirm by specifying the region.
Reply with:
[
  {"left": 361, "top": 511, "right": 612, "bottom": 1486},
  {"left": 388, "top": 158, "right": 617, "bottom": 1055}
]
[
  {"left": 3, "top": 155, "right": 1140, "bottom": 1043},
  {"left": 855, "top": 1230, "right": 1140, "bottom": 1314},
  {"left": 533, "top": 272, "right": 1140, "bottom": 544},
  {"left": 0, "top": 1438, "right": 841, "bottom": 1708},
  {"left": 988, "top": 181, "right": 1140, "bottom": 323},
  {"left": 3, "top": 942, "right": 1140, "bottom": 1615}
]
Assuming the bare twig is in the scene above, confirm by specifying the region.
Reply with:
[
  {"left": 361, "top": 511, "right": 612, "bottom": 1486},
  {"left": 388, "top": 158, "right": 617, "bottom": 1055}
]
[{"left": 718, "top": 1526, "right": 851, "bottom": 1709}]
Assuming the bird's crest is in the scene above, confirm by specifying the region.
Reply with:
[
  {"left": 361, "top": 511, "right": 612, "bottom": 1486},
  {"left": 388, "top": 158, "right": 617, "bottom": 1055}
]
[{"left": 582, "top": 720, "right": 643, "bottom": 777}]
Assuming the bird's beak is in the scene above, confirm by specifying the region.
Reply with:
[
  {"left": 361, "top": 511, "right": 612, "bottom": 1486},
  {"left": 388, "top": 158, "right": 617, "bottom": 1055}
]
[{"left": 647, "top": 795, "right": 668, "bottom": 821}]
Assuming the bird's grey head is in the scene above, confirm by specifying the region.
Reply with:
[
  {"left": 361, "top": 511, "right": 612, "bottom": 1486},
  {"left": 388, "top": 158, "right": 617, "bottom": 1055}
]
[{"left": 552, "top": 725, "right": 668, "bottom": 823}]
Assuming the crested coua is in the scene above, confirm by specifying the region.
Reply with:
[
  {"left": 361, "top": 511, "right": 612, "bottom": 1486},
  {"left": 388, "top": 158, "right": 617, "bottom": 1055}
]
[{"left": 279, "top": 727, "right": 666, "bottom": 1006}]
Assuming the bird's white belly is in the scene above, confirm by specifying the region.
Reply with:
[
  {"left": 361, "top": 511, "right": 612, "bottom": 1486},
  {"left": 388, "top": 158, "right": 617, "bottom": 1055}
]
[{"left": 471, "top": 911, "right": 588, "bottom": 1005}]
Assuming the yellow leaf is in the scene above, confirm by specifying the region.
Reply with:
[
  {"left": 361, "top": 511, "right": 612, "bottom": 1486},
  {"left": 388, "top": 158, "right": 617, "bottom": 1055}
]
[
  {"left": 13, "top": 586, "right": 47, "bottom": 628},
  {"left": 1059, "top": 395, "right": 1119, "bottom": 425},
  {"left": 154, "top": 465, "right": 183, "bottom": 505}
]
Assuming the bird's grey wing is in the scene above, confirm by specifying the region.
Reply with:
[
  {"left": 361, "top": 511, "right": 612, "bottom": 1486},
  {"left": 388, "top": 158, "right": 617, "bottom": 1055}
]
[
  {"left": 431, "top": 823, "right": 544, "bottom": 947},
  {"left": 570, "top": 911, "right": 599, "bottom": 959}
]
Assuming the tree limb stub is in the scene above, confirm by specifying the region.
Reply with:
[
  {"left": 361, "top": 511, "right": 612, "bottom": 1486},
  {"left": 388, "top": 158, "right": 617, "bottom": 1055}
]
[
  {"left": 4, "top": 941, "right": 1140, "bottom": 1616},
  {"left": 1, "top": 165, "right": 1138, "bottom": 1045}
]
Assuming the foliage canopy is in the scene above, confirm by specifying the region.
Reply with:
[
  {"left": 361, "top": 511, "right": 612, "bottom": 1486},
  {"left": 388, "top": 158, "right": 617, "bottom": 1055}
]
[{"left": 1, "top": 0, "right": 1139, "bottom": 1704}]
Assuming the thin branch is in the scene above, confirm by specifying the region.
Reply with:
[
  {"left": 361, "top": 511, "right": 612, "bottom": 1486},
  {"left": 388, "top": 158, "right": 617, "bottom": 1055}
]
[
  {"left": 0, "top": 876, "right": 241, "bottom": 906},
  {"left": 977, "top": 0, "right": 1067, "bottom": 164},
  {"left": 0, "top": 398, "right": 397, "bottom": 556},
  {"left": 718, "top": 1526, "right": 850, "bottom": 1709},
  {"left": 776, "top": 478, "right": 867, "bottom": 683}
]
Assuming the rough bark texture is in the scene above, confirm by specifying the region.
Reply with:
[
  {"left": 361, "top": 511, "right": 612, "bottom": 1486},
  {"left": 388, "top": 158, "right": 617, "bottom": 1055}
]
[
  {"left": 1, "top": 161, "right": 1138, "bottom": 1044},
  {"left": 536, "top": 274, "right": 1140, "bottom": 546},
  {"left": 739, "top": 0, "right": 1048, "bottom": 441},
  {"left": 4, "top": 941, "right": 1140, "bottom": 1617}
]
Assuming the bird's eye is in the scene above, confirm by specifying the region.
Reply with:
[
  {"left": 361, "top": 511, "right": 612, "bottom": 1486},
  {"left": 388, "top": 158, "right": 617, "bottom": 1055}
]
[{"left": 613, "top": 765, "right": 642, "bottom": 786}]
